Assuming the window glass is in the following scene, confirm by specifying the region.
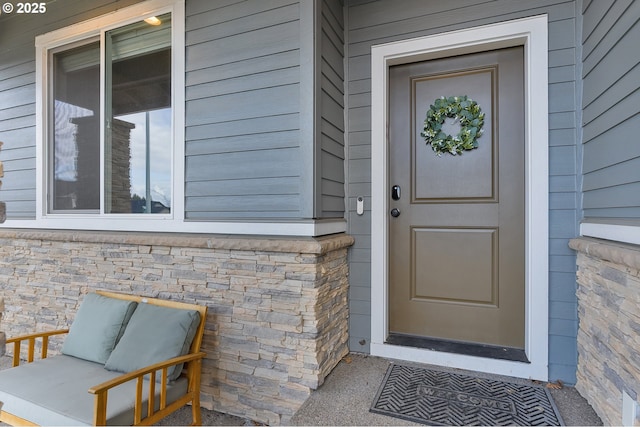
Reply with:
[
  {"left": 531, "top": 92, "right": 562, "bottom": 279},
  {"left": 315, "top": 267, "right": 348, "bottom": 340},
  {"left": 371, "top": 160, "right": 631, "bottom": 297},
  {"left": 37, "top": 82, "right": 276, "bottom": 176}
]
[
  {"left": 48, "top": 13, "right": 172, "bottom": 215},
  {"left": 105, "top": 13, "right": 172, "bottom": 214},
  {"left": 51, "top": 42, "right": 100, "bottom": 211}
]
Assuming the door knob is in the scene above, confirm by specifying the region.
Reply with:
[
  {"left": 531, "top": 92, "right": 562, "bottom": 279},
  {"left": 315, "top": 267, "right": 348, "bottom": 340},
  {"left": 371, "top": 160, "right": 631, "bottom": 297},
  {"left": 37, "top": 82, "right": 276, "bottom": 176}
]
[{"left": 390, "top": 208, "right": 401, "bottom": 217}]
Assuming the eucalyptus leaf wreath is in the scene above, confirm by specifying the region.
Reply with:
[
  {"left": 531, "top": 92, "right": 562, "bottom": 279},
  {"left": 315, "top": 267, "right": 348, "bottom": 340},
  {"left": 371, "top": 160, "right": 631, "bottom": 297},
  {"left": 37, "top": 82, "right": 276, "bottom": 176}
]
[{"left": 421, "top": 95, "right": 485, "bottom": 156}]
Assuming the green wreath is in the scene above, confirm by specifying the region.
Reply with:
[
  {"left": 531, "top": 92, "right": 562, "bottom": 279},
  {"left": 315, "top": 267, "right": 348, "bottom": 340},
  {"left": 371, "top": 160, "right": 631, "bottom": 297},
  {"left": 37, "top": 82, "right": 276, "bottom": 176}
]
[{"left": 421, "top": 95, "right": 485, "bottom": 156}]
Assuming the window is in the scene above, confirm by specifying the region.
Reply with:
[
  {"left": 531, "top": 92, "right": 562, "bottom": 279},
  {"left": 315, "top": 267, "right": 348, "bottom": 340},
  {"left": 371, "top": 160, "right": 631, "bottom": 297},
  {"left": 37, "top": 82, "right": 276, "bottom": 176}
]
[{"left": 37, "top": 0, "right": 183, "bottom": 219}]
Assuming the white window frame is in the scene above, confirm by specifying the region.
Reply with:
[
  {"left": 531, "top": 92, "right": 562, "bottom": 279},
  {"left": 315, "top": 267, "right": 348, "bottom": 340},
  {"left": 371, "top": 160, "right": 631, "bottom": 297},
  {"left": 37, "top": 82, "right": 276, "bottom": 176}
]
[
  {"left": 21, "top": 0, "right": 346, "bottom": 237},
  {"left": 34, "top": 0, "right": 186, "bottom": 231}
]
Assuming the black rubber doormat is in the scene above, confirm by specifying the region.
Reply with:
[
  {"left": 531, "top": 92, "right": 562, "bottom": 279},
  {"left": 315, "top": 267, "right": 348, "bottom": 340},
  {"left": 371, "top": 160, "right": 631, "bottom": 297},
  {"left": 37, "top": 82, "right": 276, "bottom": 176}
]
[{"left": 371, "top": 364, "right": 564, "bottom": 426}]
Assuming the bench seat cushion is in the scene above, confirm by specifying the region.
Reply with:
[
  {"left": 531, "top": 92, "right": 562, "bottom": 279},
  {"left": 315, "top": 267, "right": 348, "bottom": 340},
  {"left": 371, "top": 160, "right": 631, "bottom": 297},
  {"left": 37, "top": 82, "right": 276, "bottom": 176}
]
[{"left": 0, "top": 355, "right": 187, "bottom": 426}]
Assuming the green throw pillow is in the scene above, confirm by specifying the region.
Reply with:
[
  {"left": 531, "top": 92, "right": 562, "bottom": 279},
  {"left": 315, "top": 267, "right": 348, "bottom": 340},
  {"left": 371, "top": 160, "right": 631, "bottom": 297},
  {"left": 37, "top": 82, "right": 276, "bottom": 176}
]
[
  {"left": 61, "top": 293, "right": 138, "bottom": 364},
  {"left": 104, "top": 302, "right": 200, "bottom": 381}
]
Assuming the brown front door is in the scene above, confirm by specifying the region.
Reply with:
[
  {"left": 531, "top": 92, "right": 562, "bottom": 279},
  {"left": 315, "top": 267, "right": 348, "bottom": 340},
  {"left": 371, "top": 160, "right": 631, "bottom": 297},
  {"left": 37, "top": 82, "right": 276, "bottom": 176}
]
[{"left": 388, "top": 47, "right": 525, "bottom": 351}]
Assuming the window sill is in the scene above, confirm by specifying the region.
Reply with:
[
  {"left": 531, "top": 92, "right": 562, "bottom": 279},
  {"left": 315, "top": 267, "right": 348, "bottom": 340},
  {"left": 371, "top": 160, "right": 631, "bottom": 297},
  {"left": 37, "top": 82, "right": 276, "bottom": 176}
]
[{"left": 0, "top": 217, "right": 347, "bottom": 237}]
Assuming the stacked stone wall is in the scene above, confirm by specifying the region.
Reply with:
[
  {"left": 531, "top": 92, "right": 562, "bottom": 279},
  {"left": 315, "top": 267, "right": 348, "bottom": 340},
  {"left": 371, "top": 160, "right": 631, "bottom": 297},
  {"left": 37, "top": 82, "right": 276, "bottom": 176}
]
[
  {"left": 0, "top": 296, "right": 4, "bottom": 357},
  {"left": 0, "top": 229, "right": 353, "bottom": 425},
  {"left": 570, "top": 237, "right": 640, "bottom": 426}
]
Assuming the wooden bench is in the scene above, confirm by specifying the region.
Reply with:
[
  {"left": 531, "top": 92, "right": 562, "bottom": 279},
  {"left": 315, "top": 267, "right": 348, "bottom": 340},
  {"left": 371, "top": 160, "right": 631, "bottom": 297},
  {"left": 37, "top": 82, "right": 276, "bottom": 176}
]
[{"left": 0, "top": 291, "right": 207, "bottom": 426}]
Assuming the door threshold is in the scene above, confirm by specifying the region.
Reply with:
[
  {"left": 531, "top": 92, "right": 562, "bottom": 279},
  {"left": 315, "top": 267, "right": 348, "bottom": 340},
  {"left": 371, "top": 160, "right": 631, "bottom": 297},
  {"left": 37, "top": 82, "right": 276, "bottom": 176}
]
[{"left": 386, "top": 333, "right": 529, "bottom": 363}]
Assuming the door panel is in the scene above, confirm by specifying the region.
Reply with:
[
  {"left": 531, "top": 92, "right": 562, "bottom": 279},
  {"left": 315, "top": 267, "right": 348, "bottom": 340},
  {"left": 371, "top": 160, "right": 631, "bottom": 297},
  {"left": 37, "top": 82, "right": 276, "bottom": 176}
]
[{"left": 388, "top": 47, "right": 525, "bottom": 349}]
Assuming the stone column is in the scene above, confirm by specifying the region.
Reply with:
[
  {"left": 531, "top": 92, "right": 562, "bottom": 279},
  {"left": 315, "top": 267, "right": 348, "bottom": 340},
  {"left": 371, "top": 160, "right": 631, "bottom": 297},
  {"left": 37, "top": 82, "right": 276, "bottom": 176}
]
[{"left": 0, "top": 297, "right": 5, "bottom": 356}]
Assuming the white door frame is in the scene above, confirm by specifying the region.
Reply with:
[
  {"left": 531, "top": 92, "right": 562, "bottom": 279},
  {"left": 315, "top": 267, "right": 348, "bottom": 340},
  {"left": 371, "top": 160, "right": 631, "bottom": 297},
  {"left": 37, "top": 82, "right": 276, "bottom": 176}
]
[{"left": 370, "top": 15, "right": 549, "bottom": 380}]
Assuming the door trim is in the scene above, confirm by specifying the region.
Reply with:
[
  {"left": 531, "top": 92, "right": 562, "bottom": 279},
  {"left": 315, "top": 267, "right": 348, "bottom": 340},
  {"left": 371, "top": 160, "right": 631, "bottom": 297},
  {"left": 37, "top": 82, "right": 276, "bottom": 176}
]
[{"left": 370, "top": 15, "right": 549, "bottom": 380}]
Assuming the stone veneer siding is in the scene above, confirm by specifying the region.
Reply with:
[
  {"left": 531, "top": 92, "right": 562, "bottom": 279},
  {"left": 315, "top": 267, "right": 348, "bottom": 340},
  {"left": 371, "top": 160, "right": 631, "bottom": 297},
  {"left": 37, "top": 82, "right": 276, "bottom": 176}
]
[
  {"left": 0, "top": 229, "right": 354, "bottom": 425},
  {"left": 570, "top": 237, "right": 640, "bottom": 426},
  {"left": 0, "top": 296, "right": 4, "bottom": 356}
]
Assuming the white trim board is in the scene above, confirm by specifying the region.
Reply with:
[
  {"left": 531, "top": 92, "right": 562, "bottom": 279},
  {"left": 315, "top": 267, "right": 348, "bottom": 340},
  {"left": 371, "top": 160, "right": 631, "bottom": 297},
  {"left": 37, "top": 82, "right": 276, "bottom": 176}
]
[
  {"left": 370, "top": 15, "right": 549, "bottom": 381},
  {"left": 581, "top": 222, "right": 640, "bottom": 246}
]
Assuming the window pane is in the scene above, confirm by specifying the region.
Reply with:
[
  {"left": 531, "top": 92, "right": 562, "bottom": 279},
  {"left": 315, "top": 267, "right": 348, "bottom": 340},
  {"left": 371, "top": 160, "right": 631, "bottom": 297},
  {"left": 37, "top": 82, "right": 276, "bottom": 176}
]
[
  {"left": 51, "top": 42, "right": 100, "bottom": 211},
  {"left": 105, "top": 14, "right": 172, "bottom": 214}
]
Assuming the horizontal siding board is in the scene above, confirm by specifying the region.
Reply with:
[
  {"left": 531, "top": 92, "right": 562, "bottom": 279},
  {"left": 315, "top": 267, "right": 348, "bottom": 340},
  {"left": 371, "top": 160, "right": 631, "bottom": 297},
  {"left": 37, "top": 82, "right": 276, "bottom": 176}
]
[
  {"left": 321, "top": 133, "right": 346, "bottom": 159},
  {"left": 582, "top": 17, "right": 640, "bottom": 106},
  {"left": 348, "top": 130, "right": 372, "bottom": 146},
  {"left": 186, "top": 21, "right": 300, "bottom": 70},
  {"left": 549, "top": 65, "right": 577, "bottom": 84},
  {"left": 0, "top": 85, "right": 34, "bottom": 110},
  {"left": 549, "top": 146, "right": 577, "bottom": 176},
  {"left": 583, "top": 64, "right": 640, "bottom": 125},
  {"left": 186, "top": 194, "right": 300, "bottom": 213},
  {"left": 186, "top": 84, "right": 299, "bottom": 127},
  {"left": 321, "top": 195, "right": 346, "bottom": 214},
  {"left": 548, "top": 82, "right": 576, "bottom": 113},
  {"left": 583, "top": 157, "right": 640, "bottom": 191},
  {"left": 582, "top": 0, "right": 638, "bottom": 74},
  {"left": 550, "top": 210, "right": 578, "bottom": 238},
  {"left": 0, "top": 169, "right": 35, "bottom": 191},
  {"left": 0, "top": 146, "right": 35, "bottom": 162},
  {"left": 186, "top": 177, "right": 298, "bottom": 197},
  {"left": 549, "top": 111, "right": 577, "bottom": 130},
  {"left": 186, "top": 67, "right": 299, "bottom": 101},
  {"left": 324, "top": 0, "right": 345, "bottom": 31},
  {"left": 549, "top": 318, "right": 578, "bottom": 338},
  {"left": 186, "top": 147, "right": 300, "bottom": 182},
  {"left": 549, "top": 128, "right": 576, "bottom": 147},
  {"left": 583, "top": 182, "right": 640, "bottom": 209},
  {"left": 186, "top": 130, "right": 299, "bottom": 156},
  {"left": 322, "top": 31, "right": 346, "bottom": 81},
  {"left": 185, "top": 114, "right": 299, "bottom": 141},
  {"left": 185, "top": 0, "right": 242, "bottom": 17},
  {"left": 321, "top": 91, "right": 345, "bottom": 131},
  {"left": 348, "top": 1, "right": 574, "bottom": 57},
  {"left": 548, "top": 48, "right": 577, "bottom": 68},
  {"left": 187, "top": 3, "right": 299, "bottom": 46},
  {"left": 583, "top": 1, "right": 635, "bottom": 61},
  {"left": 0, "top": 115, "right": 35, "bottom": 133},
  {"left": 550, "top": 192, "right": 577, "bottom": 210},
  {"left": 583, "top": 90, "right": 639, "bottom": 142},
  {"left": 186, "top": 50, "right": 299, "bottom": 86},
  {"left": 186, "top": 210, "right": 301, "bottom": 219},
  {"left": 548, "top": 18, "right": 576, "bottom": 50},
  {"left": 550, "top": 238, "right": 575, "bottom": 256},
  {"left": 321, "top": 118, "right": 345, "bottom": 147},
  {"left": 583, "top": 207, "right": 640, "bottom": 218},
  {"left": 581, "top": 0, "right": 615, "bottom": 45},
  {"left": 321, "top": 151, "right": 345, "bottom": 182},
  {"left": 187, "top": 0, "right": 297, "bottom": 32},
  {"left": 550, "top": 175, "right": 577, "bottom": 193},
  {"left": 321, "top": 68, "right": 346, "bottom": 109},
  {"left": 320, "top": 0, "right": 346, "bottom": 218},
  {"left": 322, "top": 178, "right": 345, "bottom": 198},
  {"left": 582, "top": 118, "right": 640, "bottom": 172}
]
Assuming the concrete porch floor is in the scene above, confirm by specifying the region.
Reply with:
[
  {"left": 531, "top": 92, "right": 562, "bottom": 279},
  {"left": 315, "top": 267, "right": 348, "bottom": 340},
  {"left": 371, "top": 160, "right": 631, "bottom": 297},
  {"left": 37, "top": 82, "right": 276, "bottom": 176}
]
[{"left": 1, "top": 353, "right": 602, "bottom": 426}]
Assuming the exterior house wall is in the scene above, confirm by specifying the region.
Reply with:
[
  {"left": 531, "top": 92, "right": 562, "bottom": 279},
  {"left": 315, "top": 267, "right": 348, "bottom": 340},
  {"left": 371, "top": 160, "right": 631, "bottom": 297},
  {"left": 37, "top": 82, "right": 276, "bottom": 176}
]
[
  {"left": 319, "top": 0, "right": 346, "bottom": 218},
  {"left": 569, "top": 1, "right": 640, "bottom": 423},
  {"left": 0, "top": 229, "right": 353, "bottom": 424},
  {"left": 344, "top": 0, "right": 581, "bottom": 383},
  {"left": 0, "top": 1, "right": 353, "bottom": 424},
  {"left": 0, "top": 0, "right": 346, "bottom": 222},
  {"left": 0, "top": 0, "right": 143, "bottom": 219},
  {"left": 184, "top": 0, "right": 305, "bottom": 220},
  {"left": 580, "top": 0, "right": 640, "bottom": 222}
]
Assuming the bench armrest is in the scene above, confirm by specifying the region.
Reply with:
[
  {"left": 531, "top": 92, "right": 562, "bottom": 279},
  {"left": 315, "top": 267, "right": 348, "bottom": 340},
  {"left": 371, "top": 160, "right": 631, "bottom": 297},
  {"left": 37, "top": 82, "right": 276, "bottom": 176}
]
[
  {"left": 6, "top": 329, "right": 70, "bottom": 366},
  {"left": 88, "top": 351, "right": 206, "bottom": 425}
]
